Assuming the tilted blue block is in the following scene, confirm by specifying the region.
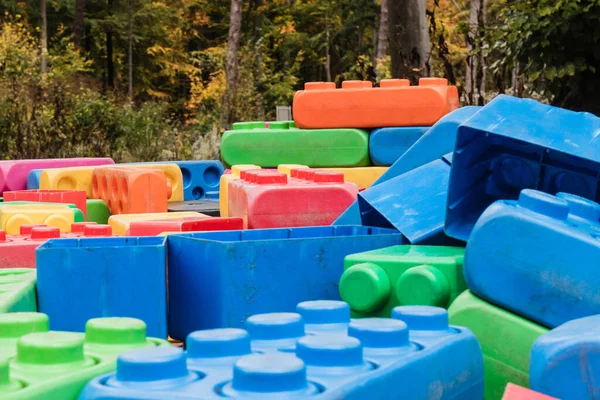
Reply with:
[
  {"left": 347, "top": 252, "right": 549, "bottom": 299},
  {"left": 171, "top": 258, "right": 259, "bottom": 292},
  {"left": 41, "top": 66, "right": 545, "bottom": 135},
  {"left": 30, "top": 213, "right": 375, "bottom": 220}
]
[
  {"left": 27, "top": 169, "right": 43, "bottom": 190},
  {"left": 166, "top": 226, "right": 402, "bottom": 340},
  {"left": 446, "top": 95, "right": 600, "bottom": 241},
  {"left": 369, "top": 126, "right": 429, "bottom": 166},
  {"left": 464, "top": 189, "right": 600, "bottom": 328},
  {"left": 332, "top": 106, "right": 481, "bottom": 226},
  {"left": 530, "top": 315, "right": 600, "bottom": 400},
  {"left": 78, "top": 302, "right": 484, "bottom": 399},
  {"left": 36, "top": 236, "right": 167, "bottom": 337}
]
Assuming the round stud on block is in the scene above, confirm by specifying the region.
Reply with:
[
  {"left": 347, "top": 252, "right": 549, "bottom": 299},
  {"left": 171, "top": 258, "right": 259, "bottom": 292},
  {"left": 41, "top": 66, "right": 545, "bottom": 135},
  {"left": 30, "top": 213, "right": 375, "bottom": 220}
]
[
  {"left": 112, "top": 347, "right": 196, "bottom": 385},
  {"left": 312, "top": 171, "right": 345, "bottom": 183},
  {"left": 380, "top": 79, "right": 410, "bottom": 88},
  {"left": 245, "top": 313, "right": 305, "bottom": 341},
  {"left": 84, "top": 224, "right": 112, "bottom": 237},
  {"left": 418, "top": 77, "right": 448, "bottom": 86},
  {"left": 16, "top": 332, "right": 89, "bottom": 366},
  {"left": 392, "top": 305, "right": 450, "bottom": 332},
  {"left": 204, "top": 166, "right": 222, "bottom": 187},
  {"left": 187, "top": 328, "right": 251, "bottom": 359},
  {"left": 339, "top": 263, "right": 391, "bottom": 313},
  {"left": 85, "top": 318, "right": 146, "bottom": 345},
  {"left": 0, "top": 313, "right": 49, "bottom": 338},
  {"left": 341, "top": 80, "right": 373, "bottom": 89},
  {"left": 166, "top": 179, "right": 173, "bottom": 199},
  {"left": 396, "top": 265, "right": 450, "bottom": 307},
  {"left": 42, "top": 214, "right": 71, "bottom": 233},
  {"left": 296, "top": 301, "right": 350, "bottom": 325},
  {"left": 296, "top": 335, "right": 364, "bottom": 368},
  {"left": 557, "top": 192, "right": 600, "bottom": 222},
  {"left": 19, "top": 224, "right": 46, "bottom": 235},
  {"left": 30, "top": 226, "right": 61, "bottom": 240},
  {"left": 268, "top": 121, "right": 290, "bottom": 130},
  {"left": 56, "top": 176, "right": 76, "bottom": 191},
  {"left": 70, "top": 222, "right": 97, "bottom": 233},
  {"left": 304, "top": 82, "right": 335, "bottom": 90},
  {"left": 348, "top": 318, "right": 410, "bottom": 349},
  {"left": 255, "top": 173, "right": 287, "bottom": 185},
  {"left": 0, "top": 358, "right": 22, "bottom": 394},
  {"left": 232, "top": 122, "right": 266, "bottom": 130},
  {"left": 518, "top": 189, "right": 569, "bottom": 220},
  {"left": 5, "top": 214, "right": 33, "bottom": 235}
]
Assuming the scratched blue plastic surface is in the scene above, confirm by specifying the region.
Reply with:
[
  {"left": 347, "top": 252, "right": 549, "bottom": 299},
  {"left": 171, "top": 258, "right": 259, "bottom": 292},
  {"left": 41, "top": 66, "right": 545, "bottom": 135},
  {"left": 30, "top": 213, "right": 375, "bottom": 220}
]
[
  {"left": 368, "top": 127, "right": 429, "bottom": 166},
  {"left": 332, "top": 107, "right": 481, "bottom": 226},
  {"left": 78, "top": 302, "right": 484, "bottom": 399},
  {"left": 27, "top": 169, "right": 43, "bottom": 189},
  {"left": 446, "top": 95, "right": 600, "bottom": 241},
  {"left": 530, "top": 315, "right": 600, "bottom": 400},
  {"left": 36, "top": 236, "right": 167, "bottom": 337},
  {"left": 464, "top": 189, "right": 600, "bottom": 328},
  {"left": 166, "top": 226, "right": 402, "bottom": 340}
]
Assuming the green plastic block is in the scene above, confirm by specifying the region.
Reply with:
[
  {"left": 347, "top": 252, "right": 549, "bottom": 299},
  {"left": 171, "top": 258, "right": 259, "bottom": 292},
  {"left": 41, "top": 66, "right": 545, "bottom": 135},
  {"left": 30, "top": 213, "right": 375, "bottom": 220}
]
[
  {"left": 86, "top": 199, "right": 110, "bottom": 224},
  {"left": 0, "top": 269, "right": 37, "bottom": 313},
  {"left": 0, "top": 201, "right": 84, "bottom": 223},
  {"left": 340, "top": 245, "right": 466, "bottom": 318},
  {"left": 0, "top": 313, "right": 170, "bottom": 399},
  {"left": 448, "top": 290, "right": 549, "bottom": 400},
  {"left": 221, "top": 121, "right": 370, "bottom": 167}
]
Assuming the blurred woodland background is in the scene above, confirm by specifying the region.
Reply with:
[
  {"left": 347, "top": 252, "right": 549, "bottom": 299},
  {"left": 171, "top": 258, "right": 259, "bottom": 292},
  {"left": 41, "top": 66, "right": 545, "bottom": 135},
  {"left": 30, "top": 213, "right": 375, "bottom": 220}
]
[{"left": 0, "top": 0, "right": 598, "bottom": 161}]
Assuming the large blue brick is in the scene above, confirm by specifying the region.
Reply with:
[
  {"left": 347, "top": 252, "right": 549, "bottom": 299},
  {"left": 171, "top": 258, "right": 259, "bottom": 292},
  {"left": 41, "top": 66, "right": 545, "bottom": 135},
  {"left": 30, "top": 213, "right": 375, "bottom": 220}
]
[
  {"left": 36, "top": 236, "right": 167, "bottom": 338},
  {"left": 446, "top": 95, "right": 600, "bottom": 241},
  {"left": 167, "top": 226, "right": 402, "bottom": 340},
  {"left": 26, "top": 169, "right": 43, "bottom": 190},
  {"left": 79, "top": 302, "right": 484, "bottom": 399},
  {"left": 369, "top": 126, "right": 429, "bottom": 166}
]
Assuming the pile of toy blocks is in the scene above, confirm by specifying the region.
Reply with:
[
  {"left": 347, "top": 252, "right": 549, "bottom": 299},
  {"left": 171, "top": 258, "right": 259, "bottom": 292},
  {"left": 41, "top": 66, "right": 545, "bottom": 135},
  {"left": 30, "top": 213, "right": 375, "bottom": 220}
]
[{"left": 1, "top": 78, "right": 599, "bottom": 400}]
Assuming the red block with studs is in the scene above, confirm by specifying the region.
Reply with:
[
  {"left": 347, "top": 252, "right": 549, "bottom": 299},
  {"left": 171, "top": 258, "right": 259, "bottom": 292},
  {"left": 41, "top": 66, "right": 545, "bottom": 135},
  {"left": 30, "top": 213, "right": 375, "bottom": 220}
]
[
  {"left": 3, "top": 189, "right": 87, "bottom": 219},
  {"left": 127, "top": 216, "right": 244, "bottom": 235}
]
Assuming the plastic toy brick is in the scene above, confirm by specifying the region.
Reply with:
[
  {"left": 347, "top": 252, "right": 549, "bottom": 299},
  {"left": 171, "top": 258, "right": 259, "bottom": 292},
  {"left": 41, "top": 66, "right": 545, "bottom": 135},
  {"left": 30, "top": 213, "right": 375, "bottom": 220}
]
[
  {"left": 36, "top": 236, "right": 167, "bottom": 337},
  {"left": 220, "top": 165, "right": 261, "bottom": 217},
  {"left": 446, "top": 95, "right": 600, "bottom": 241},
  {"left": 340, "top": 245, "right": 465, "bottom": 318},
  {"left": 0, "top": 204, "right": 75, "bottom": 234},
  {"left": 108, "top": 212, "right": 206, "bottom": 235},
  {"left": 118, "top": 163, "right": 185, "bottom": 202},
  {"left": 502, "top": 384, "right": 558, "bottom": 400},
  {"left": 332, "top": 106, "right": 482, "bottom": 226},
  {"left": 464, "top": 189, "right": 600, "bottom": 328},
  {"left": 168, "top": 200, "right": 220, "bottom": 216},
  {"left": 369, "top": 126, "right": 430, "bottom": 166},
  {"left": 228, "top": 170, "right": 358, "bottom": 229},
  {"left": 127, "top": 217, "right": 243, "bottom": 236},
  {"left": 0, "top": 158, "right": 114, "bottom": 194},
  {"left": 167, "top": 225, "right": 401, "bottom": 340},
  {"left": 26, "top": 169, "right": 43, "bottom": 190},
  {"left": 0, "top": 313, "right": 49, "bottom": 358},
  {"left": 0, "top": 269, "right": 36, "bottom": 312},
  {"left": 293, "top": 78, "right": 459, "bottom": 129},
  {"left": 448, "top": 290, "right": 548, "bottom": 400},
  {"left": 0, "top": 201, "right": 84, "bottom": 222},
  {"left": 87, "top": 199, "right": 110, "bottom": 224},
  {"left": 4, "top": 189, "right": 87, "bottom": 219},
  {"left": 221, "top": 121, "right": 370, "bottom": 167},
  {"left": 39, "top": 166, "right": 101, "bottom": 198},
  {"left": 278, "top": 165, "right": 389, "bottom": 191},
  {"left": 0, "top": 313, "right": 170, "bottom": 399},
  {"left": 78, "top": 302, "right": 484, "bottom": 399},
  {"left": 91, "top": 167, "right": 171, "bottom": 215}
]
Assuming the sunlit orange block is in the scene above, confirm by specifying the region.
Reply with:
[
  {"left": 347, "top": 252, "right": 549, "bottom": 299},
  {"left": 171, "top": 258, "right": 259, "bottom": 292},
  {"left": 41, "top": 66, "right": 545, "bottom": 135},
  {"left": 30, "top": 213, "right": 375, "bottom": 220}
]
[
  {"left": 292, "top": 78, "right": 459, "bottom": 129},
  {"left": 91, "top": 167, "right": 171, "bottom": 214}
]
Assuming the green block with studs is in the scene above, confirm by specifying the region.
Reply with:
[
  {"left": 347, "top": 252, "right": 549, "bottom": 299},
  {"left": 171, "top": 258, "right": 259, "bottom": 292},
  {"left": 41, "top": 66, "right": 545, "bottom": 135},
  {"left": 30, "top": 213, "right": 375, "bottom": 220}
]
[
  {"left": 0, "top": 269, "right": 37, "bottom": 313},
  {"left": 0, "top": 312, "right": 170, "bottom": 399},
  {"left": 221, "top": 121, "right": 370, "bottom": 168},
  {"left": 85, "top": 199, "right": 111, "bottom": 224},
  {"left": 340, "top": 245, "right": 466, "bottom": 318}
]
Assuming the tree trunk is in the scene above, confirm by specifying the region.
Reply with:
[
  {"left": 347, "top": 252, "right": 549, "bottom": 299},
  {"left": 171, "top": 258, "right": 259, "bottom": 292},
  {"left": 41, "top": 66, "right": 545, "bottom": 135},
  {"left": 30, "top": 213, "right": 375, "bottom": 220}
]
[
  {"left": 376, "top": 0, "right": 388, "bottom": 61},
  {"left": 40, "top": 0, "right": 48, "bottom": 73},
  {"left": 128, "top": 0, "right": 133, "bottom": 101},
  {"left": 254, "top": 0, "right": 265, "bottom": 120},
  {"left": 325, "top": 16, "right": 332, "bottom": 82},
  {"left": 465, "top": 0, "right": 488, "bottom": 105},
  {"left": 73, "top": 0, "right": 85, "bottom": 49},
  {"left": 220, "top": 0, "right": 243, "bottom": 131},
  {"left": 106, "top": 0, "right": 114, "bottom": 89},
  {"left": 389, "top": 0, "right": 430, "bottom": 83}
]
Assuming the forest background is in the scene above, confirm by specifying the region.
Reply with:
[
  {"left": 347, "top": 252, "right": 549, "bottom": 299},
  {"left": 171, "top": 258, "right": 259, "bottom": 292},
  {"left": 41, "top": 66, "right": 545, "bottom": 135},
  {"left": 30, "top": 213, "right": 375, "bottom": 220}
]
[{"left": 0, "top": 0, "right": 598, "bottom": 161}]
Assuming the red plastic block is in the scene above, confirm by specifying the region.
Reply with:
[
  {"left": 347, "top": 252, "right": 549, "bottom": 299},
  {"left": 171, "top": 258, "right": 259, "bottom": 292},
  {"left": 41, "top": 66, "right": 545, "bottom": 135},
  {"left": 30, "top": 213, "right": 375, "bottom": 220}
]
[
  {"left": 4, "top": 189, "right": 87, "bottom": 219},
  {"left": 127, "top": 216, "right": 244, "bottom": 235},
  {"left": 502, "top": 384, "right": 558, "bottom": 400},
  {"left": 228, "top": 169, "right": 358, "bottom": 229},
  {"left": 292, "top": 78, "right": 459, "bottom": 129}
]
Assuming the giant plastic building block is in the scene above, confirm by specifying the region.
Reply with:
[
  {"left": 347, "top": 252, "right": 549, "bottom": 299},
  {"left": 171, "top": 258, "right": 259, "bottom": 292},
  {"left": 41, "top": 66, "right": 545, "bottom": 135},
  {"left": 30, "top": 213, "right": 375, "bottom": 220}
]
[
  {"left": 278, "top": 165, "right": 389, "bottom": 191},
  {"left": 0, "top": 201, "right": 83, "bottom": 223},
  {"left": 530, "top": 315, "right": 600, "bottom": 399},
  {"left": 446, "top": 95, "right": 600, "bottom": 241},
  {"left": 168, "top": 200, "right": 220, "bottom": 216},
  {"left": 91, "top": 167, "right": 171, "bottom": 215},
  {"left": 449, "top": 290, "right": 548, "bottom": 400},
  {"left": 4, "top": 189, "right": 87, "bottom": 219},
  {"left": 220, "top": 165, "right": 261, "bottom": 217},
  {"left": 37, "top": 236, "right": 167, "bottom": 337},
  {"left": 340, "top": 245, "right": 465, "bottom": 317},
  {"left": 0, "top": 158, "right": 114, "bottom": 194},
  {"left": 78, "top": 302, "right": 484, "bottom": 400},
  {"left": 107, "top": 212, "right": 206, "bottom": 235},
  {"left": 167, "top": 225, "right": 401, "bottom": 340},
  {"left": 117, "top": 163, "right": 184, "bottom": 202},
  {"left": 26, "top": 169, "right": 43, "bottom": 190},
  {"left": 293, "top": 78, "right": 459, "bottom": 129},
  {"left": 332, "top": 106, "right": 482, "bottom": 226},
  {"left": 0, "top": 269, "right": 36, "bottom": 312},
  {"left": 502, "top": 384, "right": 558, "bottom": 400},
  {"left": 221, "top": 121, "right": 370, "bottom": 167},
  {"left": 39, "top": 166, "right": 103, "bottom": 198},
  {"left": 0, "top": 313, "right": 170, "bottom": 399},
  {"left": 369, "top": 126, "right": 430, "bottom": 166},
  {"left": 128, "top": 217, "right": 243, "bottom": 236},
  {"left": 87, "top": 199, "right": 110, "bottom": 224},
  {"left": 464, "top": 189, "right": 600, "bottom": 328},
  {"left": 0, "top": 203, "right": 75, "bottom": 234}
]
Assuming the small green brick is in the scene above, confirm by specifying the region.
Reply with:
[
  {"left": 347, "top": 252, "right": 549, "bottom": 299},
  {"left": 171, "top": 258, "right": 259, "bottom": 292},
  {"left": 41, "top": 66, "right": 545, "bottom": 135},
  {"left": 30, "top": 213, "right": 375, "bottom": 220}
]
[
  {"left": 86, "top": 199, "right": 110, "bottom": 224},
  {"left": 340, "top": 245, "right": 466, "bottom": 318},
  {"left": 0, "top": 269, "right": 37, "bottom": 313}
]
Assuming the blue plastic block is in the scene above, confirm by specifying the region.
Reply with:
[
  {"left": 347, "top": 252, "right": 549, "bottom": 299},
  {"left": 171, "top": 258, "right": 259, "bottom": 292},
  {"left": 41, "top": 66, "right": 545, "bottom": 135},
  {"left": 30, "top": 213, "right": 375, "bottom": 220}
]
[
  {"left": 27, "top": 169, "right": 43, "bottom": 190},
  {"left": 530, "top": 315, "right": 600, "bottom": 400},
  {"left": 78, "top": 302, "right": 484, "bottom": 399},
  {"left": 369, "top": 126, "right": 429, "bottom": 166},
  {"left": 167, "top": 226, "right": 402, "bottom": 340},
  {"left": 36, "top": 236, "right": 167, "bottom": 338},
  {"left": 464, "top": 189, "right": 600, "bottom": 328},
  {"left": 446, "top": 95, "right": 600, "bottom": 241},
  {"left": 331, "top": 107, "right": 481, "bottom": 226}
]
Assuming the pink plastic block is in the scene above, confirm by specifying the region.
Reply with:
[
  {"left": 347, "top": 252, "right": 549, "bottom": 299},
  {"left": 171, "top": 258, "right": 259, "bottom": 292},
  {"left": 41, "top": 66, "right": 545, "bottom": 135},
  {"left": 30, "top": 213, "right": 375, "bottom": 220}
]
[
  {"left": 0, "top": 158, "right": 114, "bottom": 193},
  {"left": 502, "top": 384, "right": 558, "bottom": 400}
]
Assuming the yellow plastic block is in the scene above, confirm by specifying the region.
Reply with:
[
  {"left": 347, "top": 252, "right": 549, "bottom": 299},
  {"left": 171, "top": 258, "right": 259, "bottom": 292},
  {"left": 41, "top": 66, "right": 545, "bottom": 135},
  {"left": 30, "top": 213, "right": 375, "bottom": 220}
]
[
  {"left": 119, "top": 164, "right": 184, "bottom": 202},
  {"left": 108, "top": 212, "right": 206, "bottom": 235},
  {"left": 220, "top": 165, "right": 262, "bottom": 217},
  {"left": 317, "top": 167, "right": 389, "bottom": 190},
  {"left": 277, "top": 164, "right": 309, "bottom": 176},
  {"left": 39, "top": 166, "right": 98, "bottom": 198},
  {"left": 0, "top": 204, "right": 74, "bottom": 234}
]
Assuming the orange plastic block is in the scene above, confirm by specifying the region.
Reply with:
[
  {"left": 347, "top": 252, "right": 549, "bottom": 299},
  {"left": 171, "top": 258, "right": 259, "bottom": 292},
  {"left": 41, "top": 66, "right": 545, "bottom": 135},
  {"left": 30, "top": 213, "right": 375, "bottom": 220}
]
[
  {"left": 502, "top": 384, "right": 558, "bottom": 400},
  {"left": 91, "top": 167, "right": 171, "bottom": 215},
  {"left": 292, "top": 78, "right": 459, "bottom": 129}
]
